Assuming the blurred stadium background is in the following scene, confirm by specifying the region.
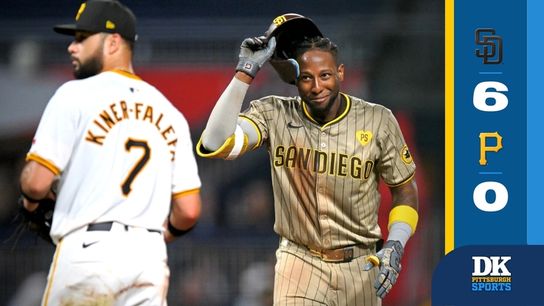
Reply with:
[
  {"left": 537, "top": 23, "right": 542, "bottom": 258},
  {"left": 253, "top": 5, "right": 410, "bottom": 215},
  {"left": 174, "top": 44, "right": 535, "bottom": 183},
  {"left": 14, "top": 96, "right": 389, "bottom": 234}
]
[{"left": 0, "top": 0, "right": 443, "bottom": 305}]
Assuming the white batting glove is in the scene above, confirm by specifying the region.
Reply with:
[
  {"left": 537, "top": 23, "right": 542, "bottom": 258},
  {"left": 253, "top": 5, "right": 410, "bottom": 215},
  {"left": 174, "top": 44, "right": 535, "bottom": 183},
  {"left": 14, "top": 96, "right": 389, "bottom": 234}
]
[
  {"left": 236, "top": 36, "right": 276, "bottom": 78},
  {"left": 363, "top": 240, "right": 404, "bottom": 299}
]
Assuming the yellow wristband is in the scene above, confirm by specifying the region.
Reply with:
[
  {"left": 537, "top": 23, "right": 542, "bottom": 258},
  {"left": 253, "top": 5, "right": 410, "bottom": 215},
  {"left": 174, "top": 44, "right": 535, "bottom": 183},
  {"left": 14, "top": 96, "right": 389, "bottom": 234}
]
[{"left": 388, "top": 205, "right": 419, "bottom": 235}]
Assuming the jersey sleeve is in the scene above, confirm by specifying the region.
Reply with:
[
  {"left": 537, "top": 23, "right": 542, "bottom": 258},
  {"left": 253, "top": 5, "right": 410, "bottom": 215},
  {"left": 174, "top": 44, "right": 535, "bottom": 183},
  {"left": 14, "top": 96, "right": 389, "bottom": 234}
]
[
  {"left": 27, "top": 83, "right": 79, "bottom": 175},
  {"left": 240, "top": 99, "right": 269, "bottom": 146},
  {"left": 172, "top": 112, "right": 202, "bottom": 197},
  {"left": 196, "top": 98, "right": 270, "bottom": 160},
  {"left": 376, "top": 108, "right": 416, "bottom": 186}
]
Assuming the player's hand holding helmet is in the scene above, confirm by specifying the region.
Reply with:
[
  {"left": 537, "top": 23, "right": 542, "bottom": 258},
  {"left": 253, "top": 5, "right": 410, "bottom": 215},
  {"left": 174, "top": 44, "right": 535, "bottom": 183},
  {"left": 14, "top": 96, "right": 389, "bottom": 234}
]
[
  {"left": 236, "top": 36, "right": 276, "bottom": 78},
  {"left": 364, "top": 240, "right": 404, "bottom": 299}
]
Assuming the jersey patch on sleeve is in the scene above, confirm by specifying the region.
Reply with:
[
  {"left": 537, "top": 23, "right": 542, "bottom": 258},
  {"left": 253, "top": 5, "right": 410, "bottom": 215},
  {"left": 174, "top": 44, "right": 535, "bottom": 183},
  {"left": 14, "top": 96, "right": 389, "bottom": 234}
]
[{"left": 400, "top": 145, "right": 413, "bottom": 164}]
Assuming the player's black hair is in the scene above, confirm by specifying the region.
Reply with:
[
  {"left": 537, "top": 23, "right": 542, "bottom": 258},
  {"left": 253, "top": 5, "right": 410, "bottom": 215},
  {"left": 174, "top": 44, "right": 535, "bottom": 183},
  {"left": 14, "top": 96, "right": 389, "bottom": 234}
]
[{"left": 290, "top": 37, "right": 339, "bottom": 63}]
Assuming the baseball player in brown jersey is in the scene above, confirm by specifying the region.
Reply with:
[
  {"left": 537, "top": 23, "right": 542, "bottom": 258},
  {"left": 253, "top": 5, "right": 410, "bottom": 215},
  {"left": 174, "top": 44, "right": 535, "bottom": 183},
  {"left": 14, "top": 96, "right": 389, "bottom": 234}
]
[{"left": 197, "top": 13, "right": 419, "bottom": 305}]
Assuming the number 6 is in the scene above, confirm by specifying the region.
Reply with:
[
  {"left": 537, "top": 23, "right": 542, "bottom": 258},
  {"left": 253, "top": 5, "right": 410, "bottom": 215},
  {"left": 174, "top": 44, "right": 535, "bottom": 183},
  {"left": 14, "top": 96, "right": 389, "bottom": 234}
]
[{"left": 473, "top": 81, "right": 508, "bottom": 112}]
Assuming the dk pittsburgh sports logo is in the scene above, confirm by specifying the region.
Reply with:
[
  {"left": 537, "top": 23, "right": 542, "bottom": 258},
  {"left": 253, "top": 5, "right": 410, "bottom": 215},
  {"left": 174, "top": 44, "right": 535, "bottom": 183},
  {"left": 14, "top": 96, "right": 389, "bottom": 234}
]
[{"left": 471, "top": 256, "right": 512, "bottom": 291}]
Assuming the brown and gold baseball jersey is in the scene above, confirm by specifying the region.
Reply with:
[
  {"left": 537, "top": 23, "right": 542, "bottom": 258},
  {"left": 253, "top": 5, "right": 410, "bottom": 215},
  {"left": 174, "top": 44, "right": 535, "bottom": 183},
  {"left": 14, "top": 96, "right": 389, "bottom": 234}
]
[{"left": 198, "top": 93, "right": 415, "bottom": 251}]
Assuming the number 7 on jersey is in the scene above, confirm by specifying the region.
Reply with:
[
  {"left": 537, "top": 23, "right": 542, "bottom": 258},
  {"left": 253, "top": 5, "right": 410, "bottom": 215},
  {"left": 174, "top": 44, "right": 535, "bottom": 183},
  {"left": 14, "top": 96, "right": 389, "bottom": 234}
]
[{"left": 122, "top": 138, "right": 150, "bottom": 196}]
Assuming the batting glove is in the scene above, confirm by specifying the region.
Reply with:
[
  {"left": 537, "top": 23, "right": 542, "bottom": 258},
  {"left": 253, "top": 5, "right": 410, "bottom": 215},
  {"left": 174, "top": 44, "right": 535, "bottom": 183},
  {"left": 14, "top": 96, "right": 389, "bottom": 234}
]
[
  {"left": 236, "top": 36, "right": 276, "bottom": 78},
  {"left": 363, "top": 240, "right": 404, "bottom": 299}
]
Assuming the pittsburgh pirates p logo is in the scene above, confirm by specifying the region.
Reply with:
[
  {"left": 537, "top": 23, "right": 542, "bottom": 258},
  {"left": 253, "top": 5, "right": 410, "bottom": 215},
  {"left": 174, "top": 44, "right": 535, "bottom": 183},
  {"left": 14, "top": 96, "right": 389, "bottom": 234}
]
[
  {"left": 475, "top": 28, "right": 503, "bottom": 64},
  {"left": 75, "top": 3, "right": 86, "bottom": 21}
]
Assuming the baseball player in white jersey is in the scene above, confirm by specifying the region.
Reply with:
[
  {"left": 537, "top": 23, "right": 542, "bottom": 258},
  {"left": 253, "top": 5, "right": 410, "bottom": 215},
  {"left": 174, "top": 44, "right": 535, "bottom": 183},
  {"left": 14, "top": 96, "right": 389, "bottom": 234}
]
[
  {"left": 197, "top": 14, "right": 419, "bottom": 305},
  {"left": 18, "top": 1, "right": 202, "bottom": 305}
]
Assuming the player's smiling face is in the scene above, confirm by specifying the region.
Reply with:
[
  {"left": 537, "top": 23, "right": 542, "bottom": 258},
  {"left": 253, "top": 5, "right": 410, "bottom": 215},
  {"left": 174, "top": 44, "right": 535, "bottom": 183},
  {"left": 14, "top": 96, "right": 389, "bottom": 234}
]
[
  {"left": 296, "top": 49, "right": 344, "bottom": 123},
  {"left": 68, "top": 31, "right": 106, "bottom": 79}
]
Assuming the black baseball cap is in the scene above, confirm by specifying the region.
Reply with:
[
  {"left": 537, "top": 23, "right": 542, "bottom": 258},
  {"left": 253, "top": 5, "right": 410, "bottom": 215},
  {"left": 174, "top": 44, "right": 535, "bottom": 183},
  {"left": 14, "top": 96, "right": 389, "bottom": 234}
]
[{"left": 53, "top": 0, "right": 137, "bottom": 42}]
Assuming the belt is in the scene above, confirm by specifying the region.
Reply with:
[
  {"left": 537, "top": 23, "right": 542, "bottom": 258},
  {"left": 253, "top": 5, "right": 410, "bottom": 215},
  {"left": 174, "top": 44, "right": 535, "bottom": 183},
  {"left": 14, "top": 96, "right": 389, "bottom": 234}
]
[
  {"left": 281, "top": 237, "right": 373, "bottom": 263},
  {"left": 87, "top": 222, "right": 161, "bottom": 234}
]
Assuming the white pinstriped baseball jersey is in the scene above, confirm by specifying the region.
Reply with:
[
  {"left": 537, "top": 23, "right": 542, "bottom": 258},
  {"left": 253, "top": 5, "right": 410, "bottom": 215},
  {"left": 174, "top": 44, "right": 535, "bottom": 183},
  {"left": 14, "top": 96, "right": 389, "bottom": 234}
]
[
  {"left": 28, "top": 70, "right": 201, "bottom": 244},
  {"left": 198, "top": 93, "right": 415, "bottom": 251}
]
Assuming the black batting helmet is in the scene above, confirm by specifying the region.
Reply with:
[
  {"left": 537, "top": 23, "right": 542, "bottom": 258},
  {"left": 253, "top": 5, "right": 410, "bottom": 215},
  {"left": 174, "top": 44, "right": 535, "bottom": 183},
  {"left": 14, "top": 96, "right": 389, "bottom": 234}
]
[{"left": 265, "top": 13, "right": 323, "bottom": 84}]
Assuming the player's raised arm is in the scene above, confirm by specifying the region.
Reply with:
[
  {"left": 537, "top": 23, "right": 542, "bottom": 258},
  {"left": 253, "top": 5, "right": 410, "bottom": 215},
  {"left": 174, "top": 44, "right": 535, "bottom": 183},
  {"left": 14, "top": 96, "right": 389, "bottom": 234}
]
[{"left": 199, "top": 37, "right": 276, "bottom": 153}]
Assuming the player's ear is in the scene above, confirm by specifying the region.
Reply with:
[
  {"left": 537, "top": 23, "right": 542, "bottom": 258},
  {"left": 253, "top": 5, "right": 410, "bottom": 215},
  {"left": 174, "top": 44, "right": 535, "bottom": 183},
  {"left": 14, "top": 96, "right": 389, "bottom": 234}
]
[
  {"left": 337, "top": 63, "right": 345, "bottom": 81},
  {"left": 105, "top": 33, "right": 122, "bottom": 54}
]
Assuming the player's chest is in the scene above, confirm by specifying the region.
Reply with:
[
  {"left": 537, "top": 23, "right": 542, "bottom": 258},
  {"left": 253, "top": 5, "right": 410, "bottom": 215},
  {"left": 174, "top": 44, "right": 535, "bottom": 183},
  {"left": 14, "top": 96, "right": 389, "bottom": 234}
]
[{"left": 270, "top": 118, "right": 380, "bottom": 160}]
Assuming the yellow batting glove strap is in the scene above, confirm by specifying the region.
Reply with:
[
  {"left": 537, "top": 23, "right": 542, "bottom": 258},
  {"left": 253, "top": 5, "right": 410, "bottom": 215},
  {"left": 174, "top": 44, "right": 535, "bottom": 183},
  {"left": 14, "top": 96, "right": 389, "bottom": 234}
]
[{"left": 388, "top": 205, "right": 419, "bottom": 235}]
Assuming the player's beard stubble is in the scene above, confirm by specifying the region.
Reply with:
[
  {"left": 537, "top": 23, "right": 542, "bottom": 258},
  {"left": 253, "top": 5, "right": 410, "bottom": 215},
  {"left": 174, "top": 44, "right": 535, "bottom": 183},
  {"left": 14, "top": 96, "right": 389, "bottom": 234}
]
[
  {"left": 299, "top": 86, "right": 342, "bottom": 123},
  {"left": 72, "top": 44, "right": 104, "bottom": 80}
]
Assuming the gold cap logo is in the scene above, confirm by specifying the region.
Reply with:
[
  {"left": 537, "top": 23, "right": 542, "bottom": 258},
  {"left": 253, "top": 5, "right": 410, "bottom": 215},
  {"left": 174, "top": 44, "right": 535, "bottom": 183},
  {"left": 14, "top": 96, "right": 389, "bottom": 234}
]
[
  {"left": 106, "top": 20, "right": 116, "bottom": 30},
  {"left": 356, "top": 131, "right": 373, "bottom": 146},
  {"left": 75, "top": 3, "right": 86, "bottom": 21}
]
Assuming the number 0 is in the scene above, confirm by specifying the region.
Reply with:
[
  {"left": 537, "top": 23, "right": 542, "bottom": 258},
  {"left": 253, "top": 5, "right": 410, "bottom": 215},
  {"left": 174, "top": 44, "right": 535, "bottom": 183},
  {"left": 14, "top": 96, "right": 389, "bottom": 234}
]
[
  {"left": 473, "top": 181, "right": 508, "bottom": 212},
  {"left": 122, "top": 139, "right": 150, "bottom": 196}
]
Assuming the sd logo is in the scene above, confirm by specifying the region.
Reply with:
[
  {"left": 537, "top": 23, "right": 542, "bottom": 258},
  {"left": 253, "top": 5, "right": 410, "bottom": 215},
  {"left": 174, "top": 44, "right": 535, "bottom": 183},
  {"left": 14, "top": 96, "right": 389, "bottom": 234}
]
[
  {"left": 475, "top": 28, "right": 503, "bottom": 64},
  {"left": 273, "top": 15, "right": 288, "bottom": 26}
]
